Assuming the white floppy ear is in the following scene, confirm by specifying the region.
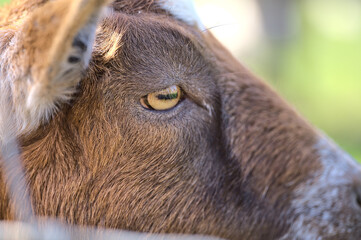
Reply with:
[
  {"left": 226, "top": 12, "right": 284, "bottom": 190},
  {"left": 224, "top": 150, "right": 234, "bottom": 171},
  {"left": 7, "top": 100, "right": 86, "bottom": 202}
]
[
  {"left": 25, "top": 0, "right": 111, "bottom": 121},
  {"left": 157, "top": 0, "right": 205, "bottom": 30},
  {"left": 0, "top": 0, "right": 111, "bottom": 134}
]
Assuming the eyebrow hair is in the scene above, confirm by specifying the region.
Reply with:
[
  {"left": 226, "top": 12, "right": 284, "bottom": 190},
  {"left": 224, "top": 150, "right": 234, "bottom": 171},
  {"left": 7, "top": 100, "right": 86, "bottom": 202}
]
[{"left": 109, "top": 11, "right": 205, "bottom": 52}]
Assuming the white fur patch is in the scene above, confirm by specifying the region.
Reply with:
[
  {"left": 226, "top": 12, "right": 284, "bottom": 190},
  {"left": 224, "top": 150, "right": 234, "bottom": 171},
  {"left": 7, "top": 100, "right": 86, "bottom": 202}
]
[
  {"left": 280, "top": 135, "right": 361, "bottom": 239},
  {"left": 157, "top": 0, "right": 205, "bottom": 30}
]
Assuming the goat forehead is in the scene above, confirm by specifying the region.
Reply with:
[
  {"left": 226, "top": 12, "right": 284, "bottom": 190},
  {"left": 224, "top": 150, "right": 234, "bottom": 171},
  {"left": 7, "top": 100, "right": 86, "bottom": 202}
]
[{"left": 96, "top": 13, "right": 207, "bottom": 68}]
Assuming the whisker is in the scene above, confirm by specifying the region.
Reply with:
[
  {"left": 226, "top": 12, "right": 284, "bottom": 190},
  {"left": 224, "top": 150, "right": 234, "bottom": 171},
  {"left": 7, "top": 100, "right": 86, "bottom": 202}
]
[{"left": 202, "top": 23, "right": 238, "bottom": 33}]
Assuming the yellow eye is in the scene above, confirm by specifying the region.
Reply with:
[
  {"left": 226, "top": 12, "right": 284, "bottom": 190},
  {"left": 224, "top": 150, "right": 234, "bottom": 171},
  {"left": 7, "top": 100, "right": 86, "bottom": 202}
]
[{"left": 140, "top": 85, "right": 183, "bottom": 111}]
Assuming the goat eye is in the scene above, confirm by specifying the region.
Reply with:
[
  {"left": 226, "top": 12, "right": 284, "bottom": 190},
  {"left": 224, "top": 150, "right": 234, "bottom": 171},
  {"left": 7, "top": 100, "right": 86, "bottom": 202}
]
[{"left": 140, "top": 85, "right": 183, "bottom": 111}]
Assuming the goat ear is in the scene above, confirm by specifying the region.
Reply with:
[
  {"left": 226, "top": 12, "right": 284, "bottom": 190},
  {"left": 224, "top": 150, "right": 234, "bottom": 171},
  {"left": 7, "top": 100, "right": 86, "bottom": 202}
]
[
  {"left": 157, "top": 0, "right": 204, "bottom": 30},
  {"left": 24, "top": 0, "right": 111, "bottom": 123}
]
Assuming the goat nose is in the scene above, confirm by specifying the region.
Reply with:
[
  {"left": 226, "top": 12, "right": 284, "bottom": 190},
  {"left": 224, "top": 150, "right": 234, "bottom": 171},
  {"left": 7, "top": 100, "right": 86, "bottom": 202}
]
[
  {"left": 317, "top": 136, "right": 361, "bottom": 210},
  {"left": 345, "top": 167, "right": 361, "bottom": 212},
  {"left": 353, "top": 181, "right": 361, "bottom": 210}
]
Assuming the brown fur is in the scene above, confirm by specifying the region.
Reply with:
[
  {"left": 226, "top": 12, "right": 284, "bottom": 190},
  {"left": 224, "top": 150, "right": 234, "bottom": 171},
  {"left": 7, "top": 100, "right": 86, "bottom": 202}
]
[{"left": 0, "top": 1, "right": 360, "bottom": 239}]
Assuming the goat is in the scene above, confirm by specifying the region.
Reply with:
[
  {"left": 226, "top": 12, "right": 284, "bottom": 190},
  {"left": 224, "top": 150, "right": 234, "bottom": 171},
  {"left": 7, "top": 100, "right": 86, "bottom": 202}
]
[{"left": 0, "top": 0, "right": 361, "bottom": 239}]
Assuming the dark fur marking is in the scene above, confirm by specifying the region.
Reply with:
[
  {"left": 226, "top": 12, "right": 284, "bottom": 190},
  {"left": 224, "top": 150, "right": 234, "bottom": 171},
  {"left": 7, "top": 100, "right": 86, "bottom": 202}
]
[
  {"left": 68, "top": 56, "right": 80, "bottom": 63},
  {"left": 72, "top": 38, "right": 87, "bottom": 52}
]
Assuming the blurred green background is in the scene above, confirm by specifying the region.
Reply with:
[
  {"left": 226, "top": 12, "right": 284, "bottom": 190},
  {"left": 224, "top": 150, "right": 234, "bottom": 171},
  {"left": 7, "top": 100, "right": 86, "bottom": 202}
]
[
  {"left": 196, "top": 0, "right": 361, "bottom": 162},
  {"left": 0, "top": 0, "right": 8, "bottom": 6},
  {"left": 1, "top": 0, "right": 360, "bottom": 162}
]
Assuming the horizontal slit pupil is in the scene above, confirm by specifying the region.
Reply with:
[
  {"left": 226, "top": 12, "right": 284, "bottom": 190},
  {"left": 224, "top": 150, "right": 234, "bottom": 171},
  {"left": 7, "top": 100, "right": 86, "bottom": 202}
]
[{"left": 156, "top": 93, "right": 178, "bottom": 100}]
